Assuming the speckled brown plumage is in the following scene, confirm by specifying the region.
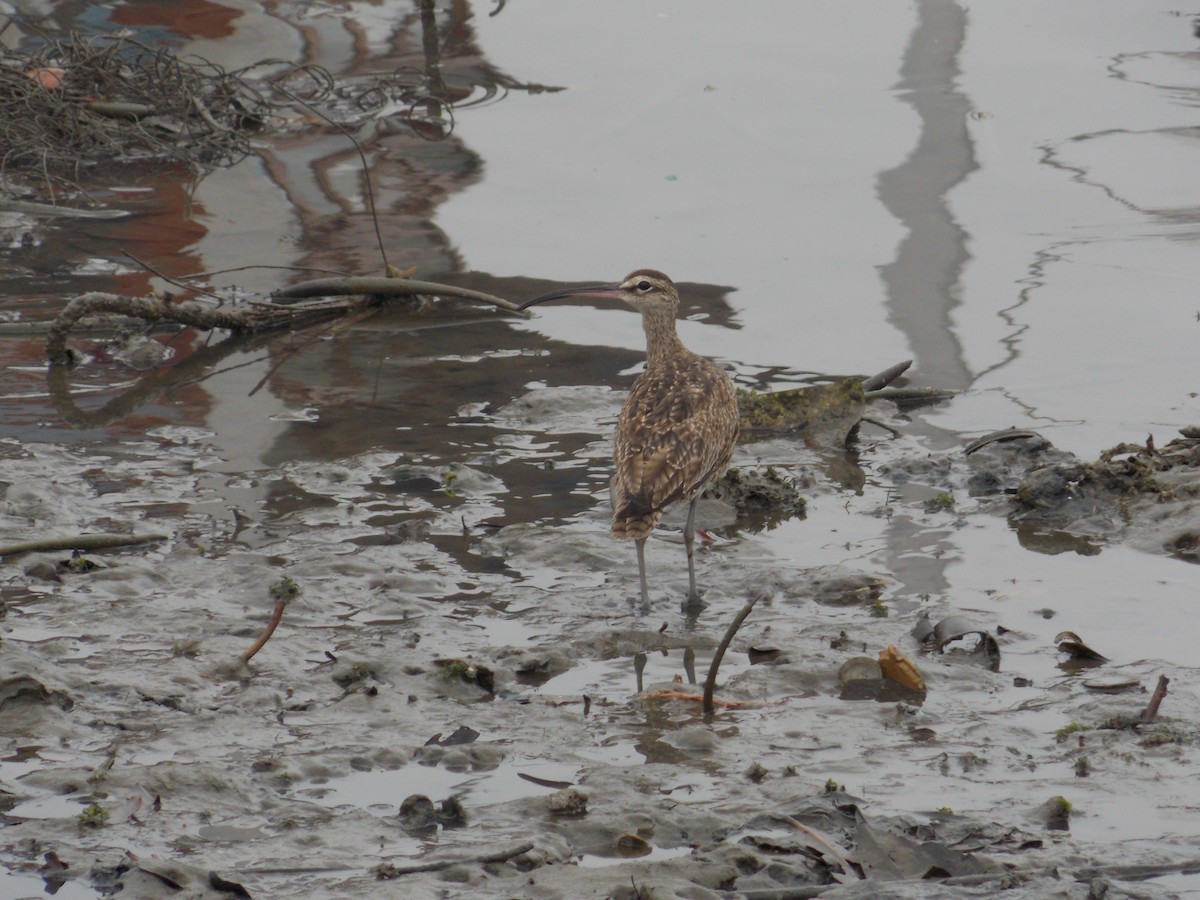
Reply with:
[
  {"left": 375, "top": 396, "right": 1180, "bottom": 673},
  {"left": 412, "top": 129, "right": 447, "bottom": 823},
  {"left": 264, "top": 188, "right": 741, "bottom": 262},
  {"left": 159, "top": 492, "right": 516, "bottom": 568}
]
[
  {"left": 611, "top": 316, "right": 738, "bottom": 540},
  {"left": 521, "top": 268, "right": 739, "bottom": 605}
]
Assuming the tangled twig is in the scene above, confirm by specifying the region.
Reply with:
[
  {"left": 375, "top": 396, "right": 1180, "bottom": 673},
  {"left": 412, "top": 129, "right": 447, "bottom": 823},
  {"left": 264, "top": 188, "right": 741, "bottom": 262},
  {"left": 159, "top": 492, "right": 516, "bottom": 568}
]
[{"left": 0, "top": 32, "right": 268, "bottom": 173}]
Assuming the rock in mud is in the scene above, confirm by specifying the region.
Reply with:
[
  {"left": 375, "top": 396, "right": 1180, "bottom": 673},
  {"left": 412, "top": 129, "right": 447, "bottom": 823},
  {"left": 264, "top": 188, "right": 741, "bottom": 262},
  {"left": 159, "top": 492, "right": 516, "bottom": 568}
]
[
  {"left": 704, "top": 465, "right": 808, "bottom": 531},
  {"left": 547, "top": 787, "right": 588, "bottom": 817},
  {"left": 398, "top": 794, "right": 437, "bottom": 833},
  {"left": 737, "top": 379, "right": 866, "bottom": 445},
  {"left": 1032, "top": 795, "right": 1073, "bottom": 831}
]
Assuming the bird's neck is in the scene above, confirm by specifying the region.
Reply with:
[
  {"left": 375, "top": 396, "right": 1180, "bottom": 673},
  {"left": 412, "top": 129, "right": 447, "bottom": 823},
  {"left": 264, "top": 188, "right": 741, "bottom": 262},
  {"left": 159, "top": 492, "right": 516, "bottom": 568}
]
[{"left": 641, "top": 305, "right": 686, "bottom": 367}]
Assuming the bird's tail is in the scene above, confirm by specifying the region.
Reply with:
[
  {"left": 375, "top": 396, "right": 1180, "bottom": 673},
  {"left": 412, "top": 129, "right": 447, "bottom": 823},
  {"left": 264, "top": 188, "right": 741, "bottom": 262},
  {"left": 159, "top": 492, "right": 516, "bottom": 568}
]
[{"left": 611, "top": 495, "right": 659, "bottom": 540}]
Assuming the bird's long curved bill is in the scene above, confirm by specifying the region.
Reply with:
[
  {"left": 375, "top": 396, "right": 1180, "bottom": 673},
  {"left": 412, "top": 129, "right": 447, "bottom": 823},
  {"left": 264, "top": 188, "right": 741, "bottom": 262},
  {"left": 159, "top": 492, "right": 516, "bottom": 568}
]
[{"left": 518, "top": 283, "right": 623, "bottom": 310}]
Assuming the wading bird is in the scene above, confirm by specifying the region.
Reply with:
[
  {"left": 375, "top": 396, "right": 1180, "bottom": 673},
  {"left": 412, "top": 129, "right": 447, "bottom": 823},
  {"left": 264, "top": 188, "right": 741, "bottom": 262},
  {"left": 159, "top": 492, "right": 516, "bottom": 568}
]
[{"left": 520, "top": 269, "right": 739, "bottom": 606}]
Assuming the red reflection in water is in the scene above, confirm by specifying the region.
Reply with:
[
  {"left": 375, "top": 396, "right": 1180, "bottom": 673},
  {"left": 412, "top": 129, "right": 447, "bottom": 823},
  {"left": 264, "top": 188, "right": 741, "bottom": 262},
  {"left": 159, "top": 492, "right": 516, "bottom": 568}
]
[{"left": 109, "top": 0, "right": 242, "bottom": 40}]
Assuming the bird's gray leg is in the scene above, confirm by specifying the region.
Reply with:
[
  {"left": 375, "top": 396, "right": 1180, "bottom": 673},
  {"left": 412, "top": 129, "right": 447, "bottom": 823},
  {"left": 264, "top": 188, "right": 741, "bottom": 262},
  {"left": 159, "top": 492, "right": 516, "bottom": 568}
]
[
  {"left": 636, "top": 538, "right": 649, "bottom": 605},
  {"left": 684, "top": 496, "right": 700, "bottom": 605}
]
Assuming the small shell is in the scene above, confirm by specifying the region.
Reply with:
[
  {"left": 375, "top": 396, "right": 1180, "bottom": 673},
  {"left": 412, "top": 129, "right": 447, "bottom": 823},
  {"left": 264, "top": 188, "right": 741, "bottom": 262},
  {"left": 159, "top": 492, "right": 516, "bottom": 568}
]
[
  {"left": 615, "top": 833, "right": 653, "bottom": 857},
  {"left": 878, "top": 644, "right": 926, "bottom": 692},
  {"left": 838, "top": 656, "right": 882, "bottom": 685}
]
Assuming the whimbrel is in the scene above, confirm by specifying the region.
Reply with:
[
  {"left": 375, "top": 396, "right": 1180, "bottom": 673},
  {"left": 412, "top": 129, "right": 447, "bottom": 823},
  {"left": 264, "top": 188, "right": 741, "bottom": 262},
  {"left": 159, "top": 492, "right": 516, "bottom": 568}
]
[{"left": 521, "top": 269, "right": 739, "bottom": 605}]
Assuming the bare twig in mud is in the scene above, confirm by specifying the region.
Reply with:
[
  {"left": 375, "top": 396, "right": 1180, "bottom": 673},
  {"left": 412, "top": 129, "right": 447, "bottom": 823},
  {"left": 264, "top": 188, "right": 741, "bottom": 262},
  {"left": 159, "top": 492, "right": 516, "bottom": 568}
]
[
  {"left": 373, "top": 841, "right": 534, "bottom": 878},
  {"left": 641, "top": 689, "right": 750, "bottom": 709},
  {"left": 782, "top": 815, "right": 862, "bottom": 880},
  {"left": 0, "top": 532, "right": 167, "bottom": 559},
  {"left": 272, "top": 276, "right": 526, "bottom": 314},
  {"left": 703, "top": 599, "right": 757, "bottom": 716},
  {"left": 1139, "top": 674, "right": 1169, "bottom": 725},
  {"left": 45, "top": 291, "right": 377, "bottom": 365},
  {"left": 633, "top": 651, "right": 647, "bottom": 693},
  {"left": 242, "top": 577, "right": 299, "bottom": 664},
  {"left": 963, "top": 427, "right": 1044, "bottom": 455}
]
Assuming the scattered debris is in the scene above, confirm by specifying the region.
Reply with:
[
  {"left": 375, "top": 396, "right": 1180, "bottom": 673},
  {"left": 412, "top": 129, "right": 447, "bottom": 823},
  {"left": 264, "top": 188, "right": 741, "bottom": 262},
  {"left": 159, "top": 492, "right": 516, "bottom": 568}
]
[
  {"left": 878, "top": 644, "right": 926, "bottom": 693},
  {"left": 1054, "top": 631, "right": 1108, "bottom": 666},
  {"left": 425, "top": 725, "right": 480, "bottom": 747},
  {"left": 915, "top": 614, "right": 1001, "bottom": 672},
  {"left": 838, "top": 648, "right": 926, "bottom": 701},
  {"left": 434, "top": 659, "right": 495, "bottom": 694},
  {"left": 0, "top": 33, "right": 267, "bottom": 173}
]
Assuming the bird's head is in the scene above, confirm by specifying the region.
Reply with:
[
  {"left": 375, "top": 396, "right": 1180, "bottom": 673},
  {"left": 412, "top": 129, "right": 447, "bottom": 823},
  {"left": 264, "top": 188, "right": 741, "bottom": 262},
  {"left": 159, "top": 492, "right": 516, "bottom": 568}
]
[{"left": 519, "top": 269, "right": 679, "bottom": 316}]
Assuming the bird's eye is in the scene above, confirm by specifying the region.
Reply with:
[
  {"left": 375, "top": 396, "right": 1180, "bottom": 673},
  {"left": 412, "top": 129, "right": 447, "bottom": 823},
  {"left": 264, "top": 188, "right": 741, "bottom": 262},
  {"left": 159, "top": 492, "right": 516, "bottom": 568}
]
[{"left": 636, "top": 281, "right": 652, "bottom": 292}]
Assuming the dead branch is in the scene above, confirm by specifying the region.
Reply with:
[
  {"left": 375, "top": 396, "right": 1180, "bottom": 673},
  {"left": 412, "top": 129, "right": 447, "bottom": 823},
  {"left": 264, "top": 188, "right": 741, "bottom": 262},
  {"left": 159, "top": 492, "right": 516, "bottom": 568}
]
[
  {"left": 45, "top": 291, "right": 376, "bottom": 365},
  {"left": 783, "top": 815, "right": 862, "bottom": 880},
  {"left": 860, "top": 359, "right": 911, "bottom": 392},
  {"left": 374, "top": 841, "right": 534, "bottom": 878},
  {"left": 0, "top": 532, "right": 167, "bottom": 559},
  {"left": 703, "top": 598, "right": 757, "bottom": 716},
  {"left": 272, "top": 276, "right": 526, "bottom": 314},
  {"left": 1139, "top": 674, "right": 1169, "bottom": 725},
  {"left": 242, "top": 600, "right": 286, "bottom": 663},
  {"left": 242, "top": 577, "right": 299, "bottom": 664}
]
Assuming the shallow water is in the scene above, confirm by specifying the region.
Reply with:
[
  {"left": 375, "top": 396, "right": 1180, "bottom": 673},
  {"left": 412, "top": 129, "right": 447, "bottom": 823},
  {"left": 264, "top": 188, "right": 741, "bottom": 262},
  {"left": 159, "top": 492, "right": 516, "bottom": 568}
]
[{"left": 2, "top": 1, "right": 1199, "bottom": 897}]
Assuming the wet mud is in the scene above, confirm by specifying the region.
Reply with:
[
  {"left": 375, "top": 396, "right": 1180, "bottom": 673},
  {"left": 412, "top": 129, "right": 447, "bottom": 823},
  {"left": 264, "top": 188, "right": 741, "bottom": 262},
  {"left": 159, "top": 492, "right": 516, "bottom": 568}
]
[
  {"left": 2, "top": 395, "right": 1199, "bottom": 898},
  {"left": 3, "top": 1, "right": 1200, "bottom": 898}
]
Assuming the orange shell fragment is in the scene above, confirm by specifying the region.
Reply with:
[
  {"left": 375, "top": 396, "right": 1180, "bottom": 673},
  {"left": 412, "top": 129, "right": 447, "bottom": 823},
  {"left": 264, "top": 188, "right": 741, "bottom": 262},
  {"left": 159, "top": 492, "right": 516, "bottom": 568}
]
[{"left": 878, "top": 644, "right": 926, "bottom": 692}]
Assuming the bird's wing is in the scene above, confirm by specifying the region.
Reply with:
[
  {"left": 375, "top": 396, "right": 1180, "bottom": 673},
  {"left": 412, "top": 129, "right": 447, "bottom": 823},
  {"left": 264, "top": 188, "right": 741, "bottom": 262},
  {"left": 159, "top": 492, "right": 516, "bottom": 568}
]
[{"left": 613, "top": 358, "right": 738, "bottom": 520}]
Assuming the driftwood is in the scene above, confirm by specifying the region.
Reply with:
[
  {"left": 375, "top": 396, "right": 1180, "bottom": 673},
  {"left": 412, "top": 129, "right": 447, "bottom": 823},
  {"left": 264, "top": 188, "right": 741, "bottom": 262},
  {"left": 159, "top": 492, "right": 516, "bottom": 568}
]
[
  {"left": 0, "top": 532, "right": 167, "bottom": 559},
  {"left": 44, "top": 278, "right": 522, "bottom": 366},
  {"left": 1140, "top": 674, "right": 1170, "bottom": 725},
  {"left": 45, "top": 292, "right": 375, "bottom": 366},
  {"left": 373, "top": 841, "right": 535, "bottom": 878}
]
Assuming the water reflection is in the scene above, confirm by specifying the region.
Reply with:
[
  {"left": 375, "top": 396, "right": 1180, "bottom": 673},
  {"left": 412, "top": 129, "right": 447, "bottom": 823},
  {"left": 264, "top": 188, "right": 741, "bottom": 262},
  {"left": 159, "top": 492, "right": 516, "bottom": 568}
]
[
  {"left": 873, "top": 0, "right": 974, "bottom": 599},
  {"left": 876, "top": 0, "right": 974, "bottom": 395}
]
